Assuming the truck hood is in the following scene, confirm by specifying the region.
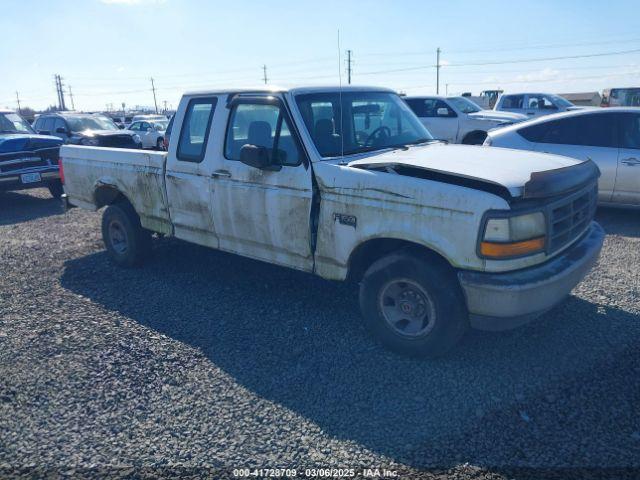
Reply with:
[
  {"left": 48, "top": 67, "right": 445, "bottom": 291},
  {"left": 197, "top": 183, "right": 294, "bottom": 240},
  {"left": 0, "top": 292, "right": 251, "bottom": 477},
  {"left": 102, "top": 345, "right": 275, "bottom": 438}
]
[
  {"left": 468, "top": 110, "right": 528, "bottom": 122},
  {"left": 0, "top": 133, "right": 63, "bottom": 154},
  {"left": 348, "top": 144, "right": 594, "bottom": 199}
]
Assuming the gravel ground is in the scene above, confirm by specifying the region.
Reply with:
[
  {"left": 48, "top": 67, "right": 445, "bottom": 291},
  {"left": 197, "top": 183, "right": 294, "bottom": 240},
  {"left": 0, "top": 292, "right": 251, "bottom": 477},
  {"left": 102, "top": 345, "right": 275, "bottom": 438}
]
[{"left": 1, "top": 188, "right": 639, "bottom": 479}]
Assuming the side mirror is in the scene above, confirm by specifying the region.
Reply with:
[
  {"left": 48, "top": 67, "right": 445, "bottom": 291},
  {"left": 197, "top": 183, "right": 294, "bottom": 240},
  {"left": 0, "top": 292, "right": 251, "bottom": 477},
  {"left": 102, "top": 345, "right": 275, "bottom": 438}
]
[
  {"left": 436, "top": 107, "right": 450, "bottom": 117},
  {"left": 239, "top": 144, "right": 281, "bottom": 171},
  {"left": 146, "top": 127, "right": 153, "bottom": 132},
  {"left": 55, "top": 127, "right": 68, "bottom": 134},
  {"left": 118, "top": 125, "right": 125, "bottom": 129}
]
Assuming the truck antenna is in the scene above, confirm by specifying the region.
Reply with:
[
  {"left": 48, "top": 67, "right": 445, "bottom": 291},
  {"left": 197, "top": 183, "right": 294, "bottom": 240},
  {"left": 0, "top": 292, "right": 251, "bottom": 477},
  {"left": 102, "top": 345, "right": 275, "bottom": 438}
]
[{"left": 337, "top": 29, "right": 344, "bottom": 159}]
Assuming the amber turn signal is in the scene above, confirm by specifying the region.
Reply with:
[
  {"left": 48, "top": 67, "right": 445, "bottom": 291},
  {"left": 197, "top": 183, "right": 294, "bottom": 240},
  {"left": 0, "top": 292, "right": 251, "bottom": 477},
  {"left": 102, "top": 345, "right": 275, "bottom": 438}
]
[{"left": 480, "top": 237, "right": 545, "bottom": 258}]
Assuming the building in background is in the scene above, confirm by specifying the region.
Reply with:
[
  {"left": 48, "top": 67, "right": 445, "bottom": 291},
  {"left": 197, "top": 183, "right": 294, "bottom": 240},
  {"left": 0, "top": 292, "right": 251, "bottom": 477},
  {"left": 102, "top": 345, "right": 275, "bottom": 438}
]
[{"left": 559, "top": 91, "right": 602, "bottom": 106}]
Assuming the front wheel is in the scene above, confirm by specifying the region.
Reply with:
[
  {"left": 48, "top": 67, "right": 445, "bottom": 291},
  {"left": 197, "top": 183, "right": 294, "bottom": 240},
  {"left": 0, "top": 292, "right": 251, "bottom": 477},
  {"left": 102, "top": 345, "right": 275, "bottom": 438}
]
[
  {"left": 101, "top": 202, "right": 152, "bottom": 267},
  {"left": 359, "top": 251, "right": 468, "bottom": 357}
]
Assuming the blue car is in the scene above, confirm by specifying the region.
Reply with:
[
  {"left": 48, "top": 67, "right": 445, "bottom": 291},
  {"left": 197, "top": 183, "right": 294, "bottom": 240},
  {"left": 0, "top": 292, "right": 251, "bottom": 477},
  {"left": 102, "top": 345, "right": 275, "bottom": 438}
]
[{"left": 0, "top": 110, "right": 64, "bottom": 198}]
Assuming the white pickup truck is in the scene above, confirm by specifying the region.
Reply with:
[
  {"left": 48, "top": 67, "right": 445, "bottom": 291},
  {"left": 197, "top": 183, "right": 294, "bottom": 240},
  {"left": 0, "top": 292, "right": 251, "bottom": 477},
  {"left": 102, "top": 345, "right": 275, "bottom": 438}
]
[{"left": 60, "top": 86, "right": 604, "bottom": 357}]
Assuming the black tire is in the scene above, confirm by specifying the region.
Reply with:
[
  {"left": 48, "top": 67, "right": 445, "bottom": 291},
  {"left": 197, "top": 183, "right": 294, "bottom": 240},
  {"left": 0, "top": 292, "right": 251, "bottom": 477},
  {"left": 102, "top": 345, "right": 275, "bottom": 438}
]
[
  {"left": 156, "top": 138, "right": 164, "bottom": 150},
  {"left": 101, "top": 202, "right": 152, "bottom": 267},
  {"left": 359, "top": 251, "right": 468, "bottom": 357},
  {"left": 462, "top": 131, "right": 487, "bottom": 145},
  {"left": 48, "top": 180, "right": 64, "bottom": 199}
]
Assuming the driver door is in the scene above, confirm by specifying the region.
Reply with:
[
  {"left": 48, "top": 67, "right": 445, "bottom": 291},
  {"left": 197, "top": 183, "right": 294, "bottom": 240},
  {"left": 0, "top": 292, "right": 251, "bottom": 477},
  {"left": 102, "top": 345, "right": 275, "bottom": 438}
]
[{"left": 209, "top": 94, "right": 314, "bottom": 272}]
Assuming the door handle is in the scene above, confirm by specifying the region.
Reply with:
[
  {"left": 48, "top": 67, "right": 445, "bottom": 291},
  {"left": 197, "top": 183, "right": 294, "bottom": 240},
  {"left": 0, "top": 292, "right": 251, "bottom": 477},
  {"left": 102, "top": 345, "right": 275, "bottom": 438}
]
[
  {"left": 621, "top": 157, "right": 640, "bottom": 166},
  {"left": 211, "top": 170, "right": 232, "bottom": 178}
]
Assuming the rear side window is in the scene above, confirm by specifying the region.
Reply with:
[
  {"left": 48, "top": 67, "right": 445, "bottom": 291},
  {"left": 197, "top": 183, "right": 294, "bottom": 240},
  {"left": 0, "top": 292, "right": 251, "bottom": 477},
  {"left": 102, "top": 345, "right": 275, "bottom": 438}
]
[
  {"left": 619, "top": 113, "right": 640, "bottom": 149},
  {"left": 539, "top": 114, "right": 616, "bottom": 148},
  {"left": 501, "top": 95, "right": 524, "bottom": 109},
  {"left": 177, "top": 97, "right": 217, "bottom": 162},
  {"left": 405, "top": 99, "right": 426, "bottom": 117},
  {"left": 518, "top": 122, "right": 549, "bottom": 142}
]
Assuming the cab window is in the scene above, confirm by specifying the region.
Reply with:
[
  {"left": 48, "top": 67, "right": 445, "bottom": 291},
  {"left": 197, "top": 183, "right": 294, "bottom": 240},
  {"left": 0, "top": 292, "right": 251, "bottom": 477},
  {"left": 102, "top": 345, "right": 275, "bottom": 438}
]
[{"left": 176, "top": 97, "right": 217, "bottom": 162}]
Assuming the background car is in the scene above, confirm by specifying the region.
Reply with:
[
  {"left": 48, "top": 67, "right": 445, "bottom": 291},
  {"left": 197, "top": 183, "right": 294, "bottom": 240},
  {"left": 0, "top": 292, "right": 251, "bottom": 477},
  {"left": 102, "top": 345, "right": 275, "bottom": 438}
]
[
  {"left": 484, "top": 107, "right": 640, "bottom": 207},
  {"left": 162, "top": 115, "right": 174, "bottom": 150},
  {"left": 404, "top": 95, "right": 527, "bottom": 144},
  {"left": 0, "top": 109, "right": 64, "bottom": 198},
  {"left": 128, "top": 119, "right": 168, "bottom": 149},
  {"left": 34, "top": 113, "right": 142, "bottom": 149},
  {"left": 601, "top": 87, "right": 640, "bottom": 107},
  {"left": 130, "top": 114, "right": 168, "bottom": 125},
  {"left": 494, "top": 92, "right": 585, "bottom": 118}
]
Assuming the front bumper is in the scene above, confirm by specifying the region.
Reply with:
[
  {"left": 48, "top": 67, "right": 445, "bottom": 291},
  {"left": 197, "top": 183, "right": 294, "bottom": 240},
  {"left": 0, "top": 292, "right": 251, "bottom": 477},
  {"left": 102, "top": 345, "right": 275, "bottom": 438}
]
[
  {"left": 458, "top": 221, "right": 605, "bottom": 331},
  {"left": 0, "top": 169, "right": 60, "bottom": 192}
]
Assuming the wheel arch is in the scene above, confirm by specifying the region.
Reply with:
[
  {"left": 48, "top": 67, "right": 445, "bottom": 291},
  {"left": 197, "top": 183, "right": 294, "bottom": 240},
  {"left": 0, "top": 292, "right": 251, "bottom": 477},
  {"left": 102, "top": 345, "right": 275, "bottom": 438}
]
[
  {"left": 93, "top": 182, "right": 133, "bottom": 210},
  {"left": 346, "top": 237, "right": 454, "bottom": 283}
]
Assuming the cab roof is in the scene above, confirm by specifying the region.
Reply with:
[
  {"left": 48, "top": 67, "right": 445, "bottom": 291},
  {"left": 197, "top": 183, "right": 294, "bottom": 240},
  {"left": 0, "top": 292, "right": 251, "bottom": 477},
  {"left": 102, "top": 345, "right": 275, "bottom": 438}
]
[{"left": 183, "top": 85, "right": 396, "bottom": 97}]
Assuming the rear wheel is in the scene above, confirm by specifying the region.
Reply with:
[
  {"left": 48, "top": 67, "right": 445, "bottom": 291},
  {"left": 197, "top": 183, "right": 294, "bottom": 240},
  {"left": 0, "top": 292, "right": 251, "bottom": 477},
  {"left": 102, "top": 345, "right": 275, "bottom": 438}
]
[
  {"left": 48, "top": 180, "right": 64, "bottom": 199},
  {"left": 101, "top": 202, "right": 151, "bottom": 267},
  {"left": 359, "top": 251, "right": 468, "bottom": 357}
]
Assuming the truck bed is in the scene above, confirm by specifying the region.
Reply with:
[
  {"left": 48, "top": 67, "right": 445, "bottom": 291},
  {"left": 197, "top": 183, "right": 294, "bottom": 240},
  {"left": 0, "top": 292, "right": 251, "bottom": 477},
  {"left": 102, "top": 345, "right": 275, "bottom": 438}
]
[{"left": 61, "top": 145, "right": 172, "bottom": 234}]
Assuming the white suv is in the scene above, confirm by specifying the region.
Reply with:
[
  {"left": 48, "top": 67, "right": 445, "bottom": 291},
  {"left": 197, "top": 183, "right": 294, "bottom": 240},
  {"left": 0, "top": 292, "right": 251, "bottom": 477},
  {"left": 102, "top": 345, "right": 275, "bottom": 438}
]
[{"left": 404, "top": 96, "right": 526, "bottom": 144}]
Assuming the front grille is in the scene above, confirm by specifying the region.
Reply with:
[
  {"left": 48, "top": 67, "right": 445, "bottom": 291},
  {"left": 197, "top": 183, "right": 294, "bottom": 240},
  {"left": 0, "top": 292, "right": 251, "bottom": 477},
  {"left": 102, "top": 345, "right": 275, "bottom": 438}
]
[
  {"left": 99, "top": 135, "right": 137, "bottom": 148},
  {"left": 547, "top": 182, "right": 598, "bottom": 253},
  {"left": 0, "top": 147, "right": 59, "bottom": 174}
]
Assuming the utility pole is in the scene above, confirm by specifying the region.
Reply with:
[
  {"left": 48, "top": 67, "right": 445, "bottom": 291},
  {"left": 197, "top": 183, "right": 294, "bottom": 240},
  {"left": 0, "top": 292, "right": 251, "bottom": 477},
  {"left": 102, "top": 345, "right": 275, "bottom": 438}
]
[
  {"left": 262, "top": 65, "right": 268, "bottom": 85},
  {"left": 436, "top": 48, "right": 441, "bottom": 95},
  {"left": 163, "top": 100, "right": 167, "bottom": 113},
  {"left": 15, "top": 91, "right": 21, "bottom": 114},
  {"left": 346, "top": 49, "right": 353, "bottom": 84},
  {"left": 54, "top": 75, "right": 61, "bottom": 110},
  {"left": 54, "top": 74, "right": 67, "bottom": 111},
  {"left": 150, "top": 77, "right": 158, "bottom": 113},
  {"left": 68, "top": 85, "right": 75, "bottom": 110}
]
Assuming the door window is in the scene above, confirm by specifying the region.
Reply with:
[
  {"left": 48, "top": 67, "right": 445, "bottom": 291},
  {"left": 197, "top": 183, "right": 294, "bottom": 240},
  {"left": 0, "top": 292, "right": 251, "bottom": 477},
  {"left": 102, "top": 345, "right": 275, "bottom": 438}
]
[
  {"left": 527, "top": 95, "right": 557, "bottom": 111},
  {"left": 53, "top": 118, "right": 66, "bottom": 134},
  {"left": 224, "top": 103, "right": 301, "bottom": 166},
  {"left": 501, "top": 95, "right": 524, "bottom": 109},
  {"left": 129, "top": 122, "right": 141, "bottom": 131},
  {"left": 176, "top": 97, "right": 217, "bottom": 162},
  {"left": 405, "top": 99, "right": 455, "bottom": 118},
  {"left": 619, "top": 113, "right": 640, "bottom": 149}
]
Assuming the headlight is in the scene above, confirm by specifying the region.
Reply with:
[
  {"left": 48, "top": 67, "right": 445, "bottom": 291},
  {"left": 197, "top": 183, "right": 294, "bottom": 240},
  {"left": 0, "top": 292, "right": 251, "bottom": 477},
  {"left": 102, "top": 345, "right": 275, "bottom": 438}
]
[
  {"left": 480, "top": 211, "right": 546, "bottom": 258},
  {"left": 133, "top": 134, "right": 141, "bottom": 144},
  {"left": 81, "top": 137, "right": 99, "bottom": 146}
]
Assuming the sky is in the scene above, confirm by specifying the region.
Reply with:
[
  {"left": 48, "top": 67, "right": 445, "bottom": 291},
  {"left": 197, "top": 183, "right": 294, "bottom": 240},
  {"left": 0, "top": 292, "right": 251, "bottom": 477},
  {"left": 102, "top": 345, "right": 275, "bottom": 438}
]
[{"left": 1, "top": 0, "right": 640, "bottom": 112}]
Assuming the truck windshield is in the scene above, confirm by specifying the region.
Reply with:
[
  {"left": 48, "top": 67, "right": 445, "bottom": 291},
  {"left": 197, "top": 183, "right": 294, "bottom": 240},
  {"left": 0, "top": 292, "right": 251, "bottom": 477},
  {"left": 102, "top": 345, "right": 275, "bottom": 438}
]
[
  {"left": 295, "top": 91, "right": 433, "bottom": 158},
  {"left": 66, "top": 116, "right": 119, "bottom": 132},
  {"left": 0, "top": 112, "right": 35, "bottom": 134},
  {"left": 448, "top": 97, "right": 482, "bottom": 113}
]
